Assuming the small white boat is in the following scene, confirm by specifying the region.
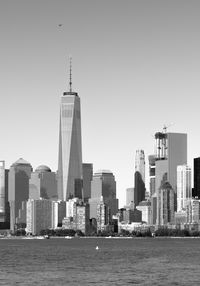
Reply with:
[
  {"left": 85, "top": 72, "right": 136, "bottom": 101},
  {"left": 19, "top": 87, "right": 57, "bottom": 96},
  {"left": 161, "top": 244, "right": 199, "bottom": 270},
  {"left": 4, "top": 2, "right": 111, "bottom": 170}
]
[
  {"left": 35, "top": 236, "right": 45, "bottom": 239},
  {"left": 96, "top": 246, "right": 99, "bottom": 250},
  {"left": 65, "top": 236, "right": 72, "bottom": 239}
]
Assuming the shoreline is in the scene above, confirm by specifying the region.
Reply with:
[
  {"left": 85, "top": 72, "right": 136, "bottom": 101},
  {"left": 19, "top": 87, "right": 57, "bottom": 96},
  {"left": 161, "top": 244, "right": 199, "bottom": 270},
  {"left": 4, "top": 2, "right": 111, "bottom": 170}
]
[{"left": 1, "top": 235, "right": 200, "bottom": 240}]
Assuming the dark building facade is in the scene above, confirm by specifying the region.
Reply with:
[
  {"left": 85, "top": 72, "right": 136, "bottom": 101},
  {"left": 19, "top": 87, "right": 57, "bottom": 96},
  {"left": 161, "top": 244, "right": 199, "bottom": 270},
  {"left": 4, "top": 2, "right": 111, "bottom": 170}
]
[
  {"left": 0, "top": 161, "right": 9, "bottom": 228},
  {"left": 193, "top": 157, "right": 200, "bottom": 198},
  {"left": 82, "top": 163, "right": 93, "bottom": 201},
  {"left": 134, "top": 150, "right": 146, "bottom": 206},
  {"left": 134, "top": 172, "right": 145, "bottom": 207}
]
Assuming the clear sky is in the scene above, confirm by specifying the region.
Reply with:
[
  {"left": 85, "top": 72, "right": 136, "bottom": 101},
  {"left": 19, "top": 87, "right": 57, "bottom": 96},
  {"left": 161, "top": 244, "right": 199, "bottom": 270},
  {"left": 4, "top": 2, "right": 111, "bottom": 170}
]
[{"left": 0, "top": 0, "right": 200, "bottom": 206}]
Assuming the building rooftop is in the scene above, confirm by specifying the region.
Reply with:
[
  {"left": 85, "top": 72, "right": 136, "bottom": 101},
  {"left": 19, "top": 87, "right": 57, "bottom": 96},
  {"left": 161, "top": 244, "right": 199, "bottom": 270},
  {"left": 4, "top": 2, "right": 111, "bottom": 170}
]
[
  {"left": 94, "top": 170, "right": 113, "bottom": 175},
  {"left": 11, "top": 158, "right": 32, "bottom": 167},
  {"left": 35, "top": 165, "right": 51, "bottom": 173},
  {"left": 138, "top": 200, "right": 151, "bottom": 207}
]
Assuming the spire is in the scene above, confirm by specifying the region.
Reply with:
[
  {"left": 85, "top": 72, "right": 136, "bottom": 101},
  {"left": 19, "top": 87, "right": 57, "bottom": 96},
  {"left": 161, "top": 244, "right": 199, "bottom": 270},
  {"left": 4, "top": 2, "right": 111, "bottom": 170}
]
[
  {"left": 69, "top": 56, "right": 72, "bottom": 92},
  {"left": 63, "top": 56, "right": 77, "bottom": 96}
]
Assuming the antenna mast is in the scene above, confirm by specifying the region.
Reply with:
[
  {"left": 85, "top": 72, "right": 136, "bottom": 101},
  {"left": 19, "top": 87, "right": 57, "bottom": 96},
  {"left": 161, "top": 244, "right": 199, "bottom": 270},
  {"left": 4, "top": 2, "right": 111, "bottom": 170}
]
[{"left": 69, "top": 57, "right": 72, "bottom": 92}]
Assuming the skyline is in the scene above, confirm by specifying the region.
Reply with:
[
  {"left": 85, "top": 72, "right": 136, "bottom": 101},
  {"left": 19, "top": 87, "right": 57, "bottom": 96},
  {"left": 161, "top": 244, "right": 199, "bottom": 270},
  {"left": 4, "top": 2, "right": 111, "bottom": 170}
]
[{"left": 1, "top": 1, "right": 200, "bottom": 206}]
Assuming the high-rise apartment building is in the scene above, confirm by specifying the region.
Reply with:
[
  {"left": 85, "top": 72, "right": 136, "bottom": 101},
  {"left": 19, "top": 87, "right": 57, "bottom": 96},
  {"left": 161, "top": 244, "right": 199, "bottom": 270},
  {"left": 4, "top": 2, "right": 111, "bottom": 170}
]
[
  {"left": 177, "top": 165, "right": 192, "bottom": 212},
  {"left": 62, "top": 198, "right": 90, "bottom": 234},
  {"left": 29, "top": 165, "right": 57, "bottom": 200},
  {"left": 186, "top": 199, "right": 200, "bottom": 223},
  {"left": 193, "top": 157, "right": 200, "bottom": 198},
  {"left": 8, "top": 158, "right": 32, "bottom": 232},
  {"left": 134, "top": 150, "right": 146, "bottom": 206},
  {"left": 57, "top": 63, "right": 83, "bottom": 201},
  {"left": 26, "top": 198, "right": 56, "bottom": 235},
  {"left": 89, "top": 170, "right": 118, "bottom": 219},
  {"left": 96, "top": 196, "right": 110, "bottom": 231}
]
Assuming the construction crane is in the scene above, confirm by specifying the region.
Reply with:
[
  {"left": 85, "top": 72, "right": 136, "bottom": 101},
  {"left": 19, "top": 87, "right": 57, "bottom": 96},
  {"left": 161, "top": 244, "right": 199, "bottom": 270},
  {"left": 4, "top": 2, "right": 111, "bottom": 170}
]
[{"left": 163, "top": 123, "right": 173, "bottom": 133}]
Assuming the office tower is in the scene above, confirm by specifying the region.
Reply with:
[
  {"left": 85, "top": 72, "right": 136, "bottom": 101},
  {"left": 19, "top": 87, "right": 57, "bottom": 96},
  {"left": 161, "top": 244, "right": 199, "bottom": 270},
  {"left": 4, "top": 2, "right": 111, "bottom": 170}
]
[
  {"left": 155, "top": 132, "right": 187, "bottom": 194},
  {"left": 8, "top": 158, "right": 32, "bottom": 232},
  {"left": 148, "top": 155, "right": 156, "bottom": 197},
  {"left": 126, "top": 187, "right": 134, "bottom": 206},
  {"left": 135, "top": 150, "right": 145, "bottom": 181},
  {"left": 82, "top": 163, "right": 93, "bottom": 201},
  {"left": 29, "top": 165, "right": 57, "bottom": 200},
  {"left": 134, "top": 150, "right": 146, "bottom": 206},
  {"left": 0, "top": 161, "right": 9, "bottom": 226},
  {"left": 155, "top": 132, "right": 187, "bottom": 222},
  {"left": 89, "top": 170, "right": 118, "bottom": 219},
  {"left": 177, "top": 165, "right": 192, "bottom": 212},
  {"left": 57, "top": 62, "right": 83, "bottom": 201},
  {"left": 26, "top": 198, "right": 56, "bottom": 235},
  {"left": 193, "top": 157, "right": 200, "bottom": 198},
  {"left": 157, "top": 181, "right": 175, "bottom": 225}
]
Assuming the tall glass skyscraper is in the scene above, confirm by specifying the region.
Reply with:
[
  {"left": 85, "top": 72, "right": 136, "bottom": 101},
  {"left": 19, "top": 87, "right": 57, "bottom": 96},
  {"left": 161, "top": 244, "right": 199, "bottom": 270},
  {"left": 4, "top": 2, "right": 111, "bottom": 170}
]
[{"left": 57, "top": 64, "right": 83, "bottom": 201}]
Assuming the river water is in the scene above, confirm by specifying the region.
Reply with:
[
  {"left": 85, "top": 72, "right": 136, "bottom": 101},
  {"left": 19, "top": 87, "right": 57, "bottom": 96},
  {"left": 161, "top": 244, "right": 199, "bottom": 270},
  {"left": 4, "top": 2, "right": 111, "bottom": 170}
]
[{"left": 0, "top": 237, "right": 200, "bottom": 285}]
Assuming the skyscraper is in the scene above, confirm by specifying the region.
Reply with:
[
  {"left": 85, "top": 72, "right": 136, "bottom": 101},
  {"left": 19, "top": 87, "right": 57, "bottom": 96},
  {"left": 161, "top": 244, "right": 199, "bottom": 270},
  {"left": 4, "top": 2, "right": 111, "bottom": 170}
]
[
  {"left": 148, "top": 155, "right": 156, "bottom": 197},
  {"left": 157, "top": 181, "right": 175, "bottom": 225},
  {"left": 126, "top": 187, "right": 134, "bottom": 206},
  {"left": 26, "top": 198, "right": 56, "bottom": 235},
  {"left": 134, "top": 150, "right": 146, "bottom": 206},
  {"left": 57, "top": 61, "right": 83, "bottom": 201},
  {"left": 0, "top": 161, "right": 9, "bottom": 226},
  {"left": 155, "top": 132, "right": 187, "bottom": 221},
  {"left": 193, "top": 157, "right": 200, "bottom": 198},
  {"left": 155, "top": 132, "right": 187, "bottom": 195},
  {"left": 177, "top": 165, "right": 192, "bottom": 212},
  {"left": 89, "top": 170, "right": 118, "bottom": 219},
  {"left": 29, "top": 165, "right": 57, "bottom": 200},
  {"left": 82, "top": 163, "right": 93, "bottom": 201},
  {"left": 8, "top": 158, "right": 32, "bottom": 232}
]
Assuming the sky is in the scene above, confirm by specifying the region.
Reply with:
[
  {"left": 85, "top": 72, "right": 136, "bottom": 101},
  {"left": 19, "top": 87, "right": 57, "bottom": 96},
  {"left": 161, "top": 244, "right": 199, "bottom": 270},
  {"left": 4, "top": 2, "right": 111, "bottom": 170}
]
[{"left": 0, "top": 0, "right": 200, "bottom": 207}]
